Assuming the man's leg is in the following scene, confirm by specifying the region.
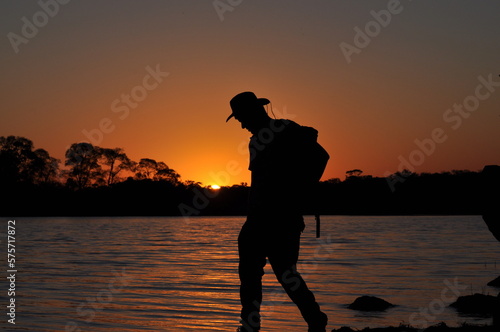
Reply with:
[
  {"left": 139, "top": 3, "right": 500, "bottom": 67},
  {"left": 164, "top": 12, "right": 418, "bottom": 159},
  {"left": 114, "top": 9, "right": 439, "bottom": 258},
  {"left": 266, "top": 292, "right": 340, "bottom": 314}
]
[
  {"left": 268, "top": 226, "right": 327, "bottom": 331},
  {"left": 238, "top": 221, "right": 266, "bottom": 331}
]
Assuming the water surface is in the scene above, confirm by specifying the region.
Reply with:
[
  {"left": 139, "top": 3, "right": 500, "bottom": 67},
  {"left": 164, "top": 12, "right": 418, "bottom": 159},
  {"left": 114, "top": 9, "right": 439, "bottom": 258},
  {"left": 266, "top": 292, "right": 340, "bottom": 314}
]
[{"left": 3, "top": 215, "right": 499, "bottom": 331}]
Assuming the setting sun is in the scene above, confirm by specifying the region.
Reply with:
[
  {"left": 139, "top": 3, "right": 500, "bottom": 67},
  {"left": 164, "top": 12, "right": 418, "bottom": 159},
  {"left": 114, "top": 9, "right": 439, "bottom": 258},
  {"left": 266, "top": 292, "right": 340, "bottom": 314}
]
[{"left": 210, "top": 184, "right": 221, "bottom": 190}]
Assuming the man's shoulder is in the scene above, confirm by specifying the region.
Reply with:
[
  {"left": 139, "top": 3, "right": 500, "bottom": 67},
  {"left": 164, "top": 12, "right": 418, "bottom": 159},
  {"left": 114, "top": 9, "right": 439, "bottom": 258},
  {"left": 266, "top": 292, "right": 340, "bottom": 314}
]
[
  {"left": 273, "top": 119, "right": 318, "bottom": 141},
  {"left": 271, "top": 118, "right": 299, "bottom": 127}
]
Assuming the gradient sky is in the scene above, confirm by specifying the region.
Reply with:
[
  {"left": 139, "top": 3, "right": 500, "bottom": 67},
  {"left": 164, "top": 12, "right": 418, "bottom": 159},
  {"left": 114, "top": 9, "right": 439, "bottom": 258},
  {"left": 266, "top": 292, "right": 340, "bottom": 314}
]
[{"left": 1, "top": 1, "right": 499, "bottom": 186}]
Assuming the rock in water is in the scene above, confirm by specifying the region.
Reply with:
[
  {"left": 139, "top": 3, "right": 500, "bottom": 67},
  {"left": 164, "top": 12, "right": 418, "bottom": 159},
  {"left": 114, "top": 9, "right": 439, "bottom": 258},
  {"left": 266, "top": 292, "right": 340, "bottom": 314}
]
[
  {"left": 348, "top": 296, "right": 394, "bottom": 311},
  {"left": 449, "top": 293, "right": 498, "bottom": 315}
]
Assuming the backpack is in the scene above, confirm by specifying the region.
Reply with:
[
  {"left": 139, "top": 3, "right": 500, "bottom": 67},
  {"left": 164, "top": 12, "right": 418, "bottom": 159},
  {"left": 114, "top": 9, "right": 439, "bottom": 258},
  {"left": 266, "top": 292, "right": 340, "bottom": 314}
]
[
  {"left": 292, "top": 124, "right": 329, "bottom": 238},
  {"left": 292, "top": 124, "right": 330, "bottom": 188}
]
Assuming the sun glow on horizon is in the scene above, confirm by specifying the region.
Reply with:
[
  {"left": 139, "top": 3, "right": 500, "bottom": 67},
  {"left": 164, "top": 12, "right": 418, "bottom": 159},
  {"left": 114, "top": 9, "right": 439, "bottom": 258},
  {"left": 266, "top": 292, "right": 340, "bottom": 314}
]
[{"left": 210, "top": 184, "right": 221, "bottom": 190}]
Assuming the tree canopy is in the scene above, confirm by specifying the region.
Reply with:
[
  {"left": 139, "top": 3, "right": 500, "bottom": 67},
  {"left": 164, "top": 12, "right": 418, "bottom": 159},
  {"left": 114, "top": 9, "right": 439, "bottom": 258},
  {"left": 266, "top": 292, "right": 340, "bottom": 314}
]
[{"left": 0, "top": 136, "right": 59, "bottom": 185}]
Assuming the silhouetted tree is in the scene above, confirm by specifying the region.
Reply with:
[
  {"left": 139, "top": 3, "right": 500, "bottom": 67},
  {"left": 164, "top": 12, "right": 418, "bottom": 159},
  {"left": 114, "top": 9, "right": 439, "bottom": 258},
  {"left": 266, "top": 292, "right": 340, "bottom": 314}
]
[
  {"left": 135, "top": 158, "right": 157, "bottom": 179},
  {"left": 346, "top": 169, "right": 363, "bottom": 178},
  {"left": 183, "top": 180, "right": 202, "bottom": 188},
  {"left": 135, "top": 158, "right": 180, "bottom": 183},
  {"left": 398, "top": 169, "right": 416, "bottom": 178},
  {"left": 65, "top": 143, "right": 102, "bottom": 189},
  {"left": 99, "top": 147, "right": 135, "bottom": 185},
  {"left": 154, "top": 161, "right": 180, "bottom": 184},
  {"left": 0, "top": 136, "right": 60, "bottom": 185},
  {"left": 32, "top": 148, "right": 60, "bottom": 184},
  {"left": 0, "top": 136, "right": 35, "bottom": 183}
]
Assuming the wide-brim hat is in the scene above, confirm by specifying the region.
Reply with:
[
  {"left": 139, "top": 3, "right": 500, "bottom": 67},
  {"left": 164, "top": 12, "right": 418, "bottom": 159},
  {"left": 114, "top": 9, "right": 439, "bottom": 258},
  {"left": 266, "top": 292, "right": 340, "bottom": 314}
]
[{"left": 226, "top": 91, "right": 270, "bottom": 122}]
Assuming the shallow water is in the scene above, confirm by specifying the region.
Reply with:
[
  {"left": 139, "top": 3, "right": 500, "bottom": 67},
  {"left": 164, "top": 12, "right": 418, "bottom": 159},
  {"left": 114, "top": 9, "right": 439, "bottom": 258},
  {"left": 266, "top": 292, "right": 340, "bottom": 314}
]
[{"left": 2, "top": 215, "right": 499, "bottom": 331}]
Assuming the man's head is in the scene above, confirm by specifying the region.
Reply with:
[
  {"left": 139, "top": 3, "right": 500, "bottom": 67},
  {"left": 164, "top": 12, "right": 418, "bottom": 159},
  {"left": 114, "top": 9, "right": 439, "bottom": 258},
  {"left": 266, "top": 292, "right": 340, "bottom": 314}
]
[{"left": 226, "top": 92, "right": 270, "bottom": 134}]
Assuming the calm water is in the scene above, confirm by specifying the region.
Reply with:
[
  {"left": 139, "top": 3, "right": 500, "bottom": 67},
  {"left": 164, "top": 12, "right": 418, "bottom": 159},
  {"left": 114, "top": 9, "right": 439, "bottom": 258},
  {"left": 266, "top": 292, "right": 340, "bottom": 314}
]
[{"left": 1, "top": 215, "right": 499, "bottom": 331}]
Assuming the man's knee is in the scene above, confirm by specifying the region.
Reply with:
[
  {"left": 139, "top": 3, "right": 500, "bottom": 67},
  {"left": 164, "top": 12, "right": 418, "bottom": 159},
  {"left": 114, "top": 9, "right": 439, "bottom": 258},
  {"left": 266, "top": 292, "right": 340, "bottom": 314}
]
[
  {"left": 239, "top": 265, "right": 265, "bottom": 281},
  {"left": 272, "top": 266, "right": 302, "bottom": 292}
]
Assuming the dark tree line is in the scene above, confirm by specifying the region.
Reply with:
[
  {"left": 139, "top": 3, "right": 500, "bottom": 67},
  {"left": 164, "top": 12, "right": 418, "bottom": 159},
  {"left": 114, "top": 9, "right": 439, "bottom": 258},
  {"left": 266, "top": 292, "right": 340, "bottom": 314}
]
[
  {"left": 0, "top": 136, "right": 59, "bottom": 186},
  {"left": 0, "top": 136, "right": 491, "bottom": 217},
  {"left": 0, "top": 136, "right": 187, "bottom": 216},
  {"left": 65, "top": 143, "right": 181, "bottom": 189},
  {"left": 0, "top": 136, "right": 181, "bottom": 189}
]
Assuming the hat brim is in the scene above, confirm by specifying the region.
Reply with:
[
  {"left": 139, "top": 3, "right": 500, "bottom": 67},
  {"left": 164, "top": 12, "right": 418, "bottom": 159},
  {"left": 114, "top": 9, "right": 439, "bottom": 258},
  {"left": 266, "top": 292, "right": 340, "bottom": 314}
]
[{"left": 226, "top": 98, "right": 270, "bottom": 122}]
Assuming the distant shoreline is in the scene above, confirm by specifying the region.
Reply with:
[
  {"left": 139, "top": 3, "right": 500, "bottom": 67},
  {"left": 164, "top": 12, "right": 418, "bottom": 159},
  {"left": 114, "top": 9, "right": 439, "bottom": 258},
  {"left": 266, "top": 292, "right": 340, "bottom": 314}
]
[{"left": 2, "top": 172, "right": 489, "bottom": 216}]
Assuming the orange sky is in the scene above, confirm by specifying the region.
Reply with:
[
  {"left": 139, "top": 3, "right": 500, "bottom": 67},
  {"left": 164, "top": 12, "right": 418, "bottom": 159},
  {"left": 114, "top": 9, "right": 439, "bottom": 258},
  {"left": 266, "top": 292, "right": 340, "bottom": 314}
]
[{"left": 1, "top": 1, "right": 499, "bottom": 186}]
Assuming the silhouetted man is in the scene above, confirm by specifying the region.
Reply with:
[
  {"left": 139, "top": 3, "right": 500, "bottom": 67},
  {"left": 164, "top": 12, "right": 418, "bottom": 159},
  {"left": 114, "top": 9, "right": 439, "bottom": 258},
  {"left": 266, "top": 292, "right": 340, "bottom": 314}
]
[
  {"left": 226, "top": 92, "right": 328, "bottom": 332},
  {"left": 481, "top": 165, "right": 500, "bottom": 327},
  {"left": 482, "top": 165, "right": 500, "bottom": 242}
]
